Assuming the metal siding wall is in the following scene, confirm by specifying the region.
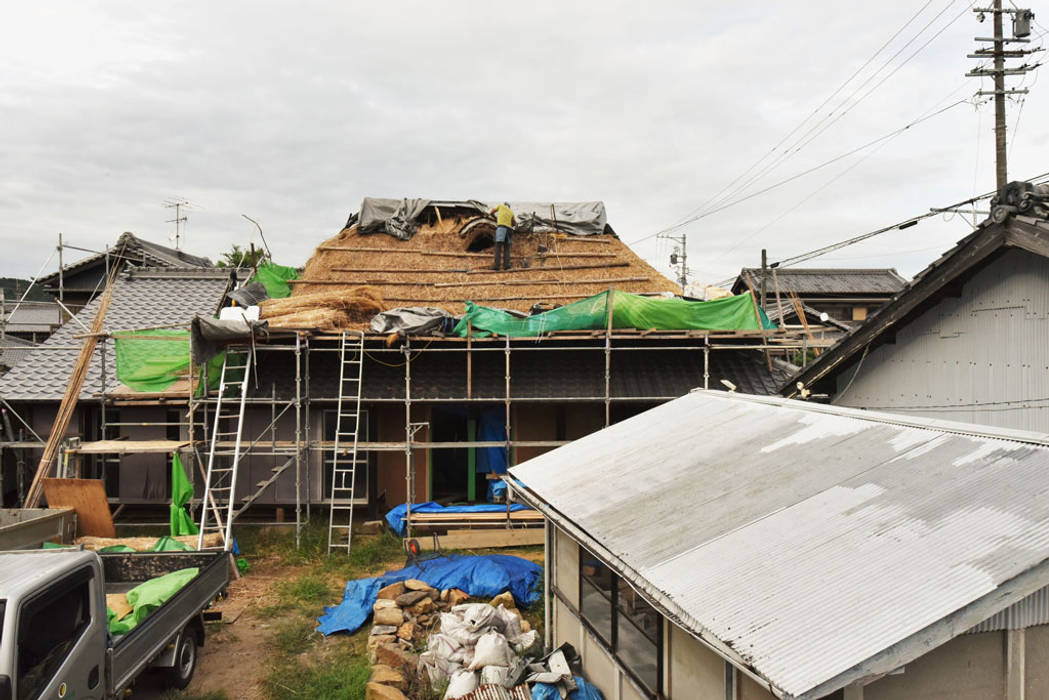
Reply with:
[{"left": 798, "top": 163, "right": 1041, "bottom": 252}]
[
  {"left": 967, "top": 584, "right": 1049, "bottom": 633},
  {"left": 836, "top": 249, "right": 1049, "bottom": 433}
]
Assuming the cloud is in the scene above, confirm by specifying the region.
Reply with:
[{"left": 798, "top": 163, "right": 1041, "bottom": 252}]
[{"left": 0, "top": 1, "right": 1045, "bottom": 287}]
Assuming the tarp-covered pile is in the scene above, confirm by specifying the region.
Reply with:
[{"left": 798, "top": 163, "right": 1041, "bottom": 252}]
[
  {"left": 385, "top": 502, "right": 532, "bottom": 537},
  {"left": 317, "top": 554, "right": 541, "bottom": 635},
  {"left": 106, "top": 567, "right": 199, "bottom": 636},
  {"left": 454, "top": 289, "right": 774, "bottom": 338}
]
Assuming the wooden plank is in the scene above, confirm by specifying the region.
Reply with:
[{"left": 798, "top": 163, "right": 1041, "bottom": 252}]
[
  {"left": 42, "top": 478, "right": 116, "bottom": 537},
  {"left": 316, "top": 262, "right": 632, "bottom": 276},
  {"left": 409, "top": 510, "right": 544, "bottom": 522},
  {"left": 415, "top": 528, "right": 544, "bottom": 550},
  {"left": 69, "top": 439, "right": 190, "bottom": 455},
  {"left": 318, "top": 246, "right": 616, "bottom": 259}
]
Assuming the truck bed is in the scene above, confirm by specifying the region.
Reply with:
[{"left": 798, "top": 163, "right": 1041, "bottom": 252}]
[{"left": 100, "top": 551, "right": 228, "bottom": 694}]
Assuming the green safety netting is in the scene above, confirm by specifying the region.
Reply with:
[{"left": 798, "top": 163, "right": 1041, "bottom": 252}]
[
  {"left": 113, "top": 330, "right": 191, "bottom": 392},
  {"left": 169, "top": 453, "right": 198, "bottom": 537},
  {"left": 452, "top": 290, "right": 774, "bottom": 338},
  {"left": 107, "top": 567, "right": 200, "bottom": 636},
  {"left": 250, "top": 261, "right": 298, "bottom": 299},
  {"left": 113, "top": 329, "right": 225, "bottom": 395}
]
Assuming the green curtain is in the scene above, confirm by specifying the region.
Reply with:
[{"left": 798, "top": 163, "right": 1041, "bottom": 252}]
[
  {"left": 250, "top": 261, "right": 299, "bottom": 299},
  {"left": 169, "top": 453, "right": 198, "bottom": 537},
  {"left": 113, "top": 330, "right": 191, "bottom": 392}
]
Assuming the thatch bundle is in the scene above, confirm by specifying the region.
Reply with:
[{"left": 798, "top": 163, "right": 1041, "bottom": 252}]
[
  {"left": 277, "top": 205, "right": 678, "bottom": 331},
  {"left": 259, "top": 287, "right": 385, "bottom": 330}
]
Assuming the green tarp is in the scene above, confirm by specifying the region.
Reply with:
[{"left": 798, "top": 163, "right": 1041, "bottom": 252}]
[
  {"left": 108, "top": 567, "right": 199, "bottom": 636},
  {"left": 452, "top": 290, "right": 774, "bottom": 338},
  {"left": 250, "top": 261, "right": 298, "bottom": 299},
  {"left": 113, "top": 330, "right": 191, "bottom": 393},
  {"left": 169, "top": 453, "right": 198, "bottom": 537}
]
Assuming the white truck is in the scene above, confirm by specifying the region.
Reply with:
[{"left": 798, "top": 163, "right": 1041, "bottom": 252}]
[{"left": 0, "top": 548, "right": 228, "bottom": 700}]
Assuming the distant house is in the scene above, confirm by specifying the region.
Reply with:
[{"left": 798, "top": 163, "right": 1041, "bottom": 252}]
[
  {"left": 785, "top": 202, "right": 1049, "bottom": 434},
  {"left": 0, "top": 300, "right": 63, "bottom": 343},
  {"left": 37, "top": 232, "right": 212, "bottom": 312},
  {"left": 510, "top": 390, "right": 1049, "bottom": 700},
  {"left": 731, "top": 267, "right": 906, "bottom": 324}
]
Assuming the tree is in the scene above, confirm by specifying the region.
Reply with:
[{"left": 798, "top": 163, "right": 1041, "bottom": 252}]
[{"left": 215, "top": 244, "right": 268, "bottom": 268}]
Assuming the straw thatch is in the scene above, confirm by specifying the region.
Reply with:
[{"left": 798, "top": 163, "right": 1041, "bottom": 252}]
[
  {"left": 284, "top": 205, "right": 678, "bottom": 330},
  {"left": 259, "top": 287, "right": 385, "bottom": 330}
]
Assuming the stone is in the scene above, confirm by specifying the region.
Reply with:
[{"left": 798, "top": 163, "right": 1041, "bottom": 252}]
[
  {"left": 395, "top": 590, "right": 429, "bottom": 608},
  {"left": 376, "top": 582, "right": 406, "bottom": 600},
  {"left": 374, "top": 599, "right": 399, "bottom": 613},
  {"left": 521, "top": 619, "right": 532, "bottom": 633},
  {"left": 368, "top": 664, "right": 406, "bottom": 690},
  {"left": 365, "top": 681, "right": 410, "bottom": 700},
  {"left": 370, "top": 624, "right": 398, "bottom": 636},
  {"left": 409, "top": 597, "right": 435, "bottom": 615},
  {"left": 416, "top": 614, "right": 434, "bottom": 626},
  {"left": 403, "top": 578, "right": 434, "bottom": 592},
  {"left": 490, "top": 591, "right": 515, "bottom": 608},
  {"left": 439, "top": 589, "right": 450, "bottom": 602},
  {"left": 396, "top": 621, "right": 415, "bottom": 641},
  {"left": 446, "top": 588, "right": 470, "bottom": 607},
  {"left": 368, "top": 634, "right": 397, "bottom": 650},
  {"left": 373, "top": 607, "right": 404, "bottom": 627},
  {"left": 373, "top": 642, "right": 419, "bottom": 670}
]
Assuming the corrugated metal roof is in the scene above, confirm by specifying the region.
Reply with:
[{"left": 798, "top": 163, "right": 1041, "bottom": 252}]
[
  {"left": 510, "top": 391, "right": 1049, "bottom": 699},
  {"left": 0, "top": 269, "right": 231, "bottom": 400},
  {"left": 734, "top": 267, "right": 907, "bottom": 296}
]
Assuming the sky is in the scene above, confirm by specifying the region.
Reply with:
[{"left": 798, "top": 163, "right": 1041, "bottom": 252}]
[{"left": 1, "top": 1, "right": 1046, "bottom": 288}]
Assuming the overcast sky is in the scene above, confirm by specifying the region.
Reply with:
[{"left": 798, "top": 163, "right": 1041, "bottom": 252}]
[{"left": 1, "top": 1, "right": 1046, "bottom": 288}]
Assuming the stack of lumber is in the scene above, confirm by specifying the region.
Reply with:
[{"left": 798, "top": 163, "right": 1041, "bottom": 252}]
[{"left": 258, "top": 287, "right": 384, "bottom": 330}]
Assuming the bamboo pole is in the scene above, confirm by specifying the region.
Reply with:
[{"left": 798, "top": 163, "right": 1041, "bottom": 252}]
[{"left": 25, "top": 270, "right": 120, "bottom": 506}]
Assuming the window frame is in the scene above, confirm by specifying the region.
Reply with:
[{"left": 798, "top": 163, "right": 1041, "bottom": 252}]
[{"left": 575, "top": 544, "right": 663, "bottom": 698}]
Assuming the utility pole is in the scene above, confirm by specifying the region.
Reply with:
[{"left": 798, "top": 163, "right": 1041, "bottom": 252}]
[
  {"left": 760, "top": 248, "right": 768, "bottom": 310},
  {"left": 657, "top": 232, "right": 689, "bottom": 294},
  {"left": 967, "top": 3, "right": 1039, "bottom": 190},
  {"left": 162, "top": 199, "right": 191, "bottom": 249}
]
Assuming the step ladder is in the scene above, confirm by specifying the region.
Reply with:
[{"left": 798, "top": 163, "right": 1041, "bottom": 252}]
[
  {"left": 327, "top": 331, "right": 365, "bottom": 553},
  {"left": 198, "top": 348, "right": 253, "bottom": 551}
]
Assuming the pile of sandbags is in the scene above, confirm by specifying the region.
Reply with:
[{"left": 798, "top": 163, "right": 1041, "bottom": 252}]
[
  {"left": 258, "top": 287, "right": 384, "bottom": 330},
  {"left": 419, "top": 596, "right": 538, "bottom": 699}
]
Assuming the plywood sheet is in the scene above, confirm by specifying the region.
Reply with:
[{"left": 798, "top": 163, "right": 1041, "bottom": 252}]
[
  {"left": 106, "top": 593, "right": 133, "bottom": 620},
  {"left": 70, "top": 440, "right": 189, "bottom": 455},
  {"left": 42, "top": 478, "right": 116, "bottom": 537}
]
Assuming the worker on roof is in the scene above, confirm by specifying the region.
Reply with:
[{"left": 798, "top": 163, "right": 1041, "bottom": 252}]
[{"left": 489, "top": 202, "right": 516, "bottom": 270}]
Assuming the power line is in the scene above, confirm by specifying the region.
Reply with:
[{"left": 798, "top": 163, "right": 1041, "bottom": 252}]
[
  {"left": 631, "top": 99, "right": 970, "bottom": 246},
  {"left": 663, "top": 1, "right": 941, "bottom": 229}
]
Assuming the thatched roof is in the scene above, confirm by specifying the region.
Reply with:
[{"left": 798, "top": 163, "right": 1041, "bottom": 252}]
[{"left": 266, "top": 208, "right": 678, "bottom": 330}]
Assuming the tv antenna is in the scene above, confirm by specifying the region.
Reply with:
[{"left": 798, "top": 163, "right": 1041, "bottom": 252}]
[{"left": 162, "top": 198, "right": 196, "bottom": 249}]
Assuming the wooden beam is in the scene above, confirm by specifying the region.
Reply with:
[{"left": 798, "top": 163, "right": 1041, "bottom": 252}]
[
  {"left": 317, "top": 245, "right": 616, "bottom": 259},
  {"left": 414, "top": 528, "right": 544, "bottom": 550},
  {"left": 432, "top": 276, "right": 649, "bottom": 289},
  {"left": 385, "top": 293, "right": 594, "bottom": 303},
  {"left": 318, "top": 262, "right": 632, "bottom": 275}
]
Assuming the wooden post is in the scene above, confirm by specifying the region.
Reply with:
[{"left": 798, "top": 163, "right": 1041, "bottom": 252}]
[
  {"left": 742, "top": 272, "right": 773, "bottom": 372},
  {"left": 504, "top": 335, "right": 511, "bottom": 468},
  {"left": 466, "top": 322, "right": 473, "bottom": 399},
  {"left": 772, "top": 267, "right": 785, "bottom": 330},
  {"left": 605, "top": 286, "right": 615, "bottom": 427},
  {"left": 760, "top": 248, "right": 767, "bottom": 310}
]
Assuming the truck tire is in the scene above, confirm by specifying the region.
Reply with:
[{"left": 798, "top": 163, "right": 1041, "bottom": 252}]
[{"left": 165, "top": 629, "right": 198, "bottom": 690}]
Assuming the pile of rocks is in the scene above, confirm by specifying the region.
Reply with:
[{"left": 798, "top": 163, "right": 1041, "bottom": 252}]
[{"left": 364, "top": 580, "right": 533, "bottom": 700}]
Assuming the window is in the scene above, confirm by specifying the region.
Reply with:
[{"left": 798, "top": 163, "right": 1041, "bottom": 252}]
[
  {"left": 17, "top": 569, "right": 92, "bottom": 700},
  {"left": 577, "top": 546, "right": 662, "bottom": 696}
]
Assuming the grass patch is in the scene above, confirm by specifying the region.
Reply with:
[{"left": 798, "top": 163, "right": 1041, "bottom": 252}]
[
  {"left": 271, "top": 617, "right": 318, "bottom": 656},
  {"left": 269, "top": 571, "right": 335, "bottom": 614}
]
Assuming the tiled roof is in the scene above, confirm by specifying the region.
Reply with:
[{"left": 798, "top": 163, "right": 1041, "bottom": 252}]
[
  {"left": 0, "top": 335, "right": 37, "bottom": 370},
  {"left": 38, "top": 232, "right": 212, "bottom": 288},
  {"left": 733, "top": 268, "right": 907, "bottom": 296},
  {"left": 0, "top": 301, "right": 63, "bottom": 334},
  {"left": 0, "top": 269, "right": 231, "bottom": 401}
]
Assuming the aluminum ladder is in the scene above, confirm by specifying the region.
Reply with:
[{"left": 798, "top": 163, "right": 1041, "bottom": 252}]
[
  {"left": 327, "top": 331, "right": 365, "bottom": 553},
  {"left": 198, "top": 348, "right": 252, "bottom": 551}
]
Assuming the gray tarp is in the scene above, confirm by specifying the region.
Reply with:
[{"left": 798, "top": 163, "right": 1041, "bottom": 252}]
[
  {"left": 227, "top": 281, "right": 268, "bottom": 307},
  {"left": 355, "top": 198, "right": 608, "bottom": 240},
  {"left": 190, "top": 316, "right": 268, "bottom": 364},
  {"left": 369, "top": 307, "right": 457, "bottom": 336}
]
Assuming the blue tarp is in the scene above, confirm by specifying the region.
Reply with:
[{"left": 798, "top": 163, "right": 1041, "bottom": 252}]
[
  {"left": 385, "top": 502, "right": 531, "bottom": 537},
  {"left": 477, "top": 406, "right": 507, "bottom": 474},
  {"left": 317, "top": 554, "right": 543, "bottom": 635},
  {"left": 532, "top": 677, "right": 605, "bottom": 700}
]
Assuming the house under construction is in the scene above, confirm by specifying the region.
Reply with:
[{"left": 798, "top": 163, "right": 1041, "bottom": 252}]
[{"left": 0, "top": 199, "right": 832, "bottom": 547}]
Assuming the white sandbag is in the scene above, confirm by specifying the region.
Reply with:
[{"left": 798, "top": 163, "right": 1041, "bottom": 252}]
[
  {"left": 511, "top": 629, "right": 539, "bottom": 652},
  {"left": 444, "top": 669, "right": 478, "bottom": 699},
  {"left": 494, "top": 604, "right": 522, "bottom": 640},
  {"left": 467, "top": 630, "right": 513, "bottom": 670},
  {"left": 448, "top": 625, "right": 483, "bottom": 648},
  {"left": 454, "top": 603, "right": 497, "bottom": 631},
  {"left": 480, "top": 664, "right": 511, "bottom": 686}
]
